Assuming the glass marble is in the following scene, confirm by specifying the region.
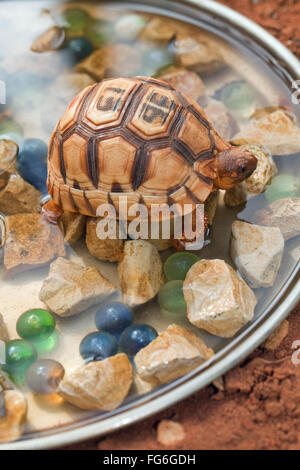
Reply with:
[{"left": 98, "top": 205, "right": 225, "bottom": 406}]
[
  {"left": 32, "top": 330, "right": 60, "bottom": 355},
  {"left": 95, "top": 302, "right": 134, "bottom": 336},
  {"left": 5, "top": 339, "right": 37, "bottom": 374},
  {"left": 17, "top": 138, "right": 48, "bottom": 193},
  {"left": 114, "top": 14, "right": 147, "bottom": 41},
  {"left": 164, "top": 252, "right": 199, "bottom": 281},
  {"left": 85, "top": 18, "right": 112, "bottom": 47},
  {"left": 26, "top": 359, "right": 65, "bottom": 395},
  {"left": 119, "top": 324, "right": 158, "bottom": 356},
  {"left": 79, "top": 331, "right": 118, "bottom": 362},
  {"left": 0, "top": 120, "right": 23, "bottom": 145},
  {"left": 220, "top": 80, "right": 256, "bottom": 117},
  {"left": 16, "top": 309, "right": 56, "bottom": 343},
  {"left": 56, "top": 7, "right": 91, "bottom": 38},
  {"left": 158, "top": 280, "right": 187, "bottom": 315},
  {"left": 142, "top": 47, "right": 174, "bottom": 77},
  {"left": 66, "top": 37, "right": 93, "bottom": 63},
  {"left": 265, "top": 174, "right": 300, "bottom": 203}
]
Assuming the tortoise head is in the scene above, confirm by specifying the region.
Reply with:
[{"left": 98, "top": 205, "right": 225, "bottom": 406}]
[{"left": 215, "top": 147, "right": 257, "bottom": 190}]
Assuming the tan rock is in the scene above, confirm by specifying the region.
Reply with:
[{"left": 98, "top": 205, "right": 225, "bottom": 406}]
[
  {"left": 31, "top": 26, "right": 65, "bottom": 53},
  {"left": 140, "top": 17, "right": 177, "bottom": 44},
  {"left": 135, "top": 324, "right": 214, "bottom": 385},
  {"left": 173, "top": 33, "right": 224, "bottom": 74},
  {"left": 118, "top": 240, "right": 164, "bottom": 306},
  {"left": 225, "top": 144, "right": 277, "bottom": 206},
  {"left": 157, "top": 420, "right": 185, "bottom": 447},
  {"left": 86, "top": 217, "right": 124, "bottom": 262},
  {"left": 254, "top": 197, "right": 300, "bottom": 240},
  {"left": 264, "top": 319, "right": 289, "bottom": 351},
  {"left": 0, "top": 389, "right": 27, "bottom": 443},
  {"left": 59, "top": 353, "right": 133, "bottom": 411},
  {"left": 205, "top": 99, "right": 239, "bottom": 140},
  {"left": 76, "top": 44, "right": 141, "bottom": 81},
  {"left": 183, "top": 259, "right": 257, "bottom": 337},
  {"left": 39, "top": 257, "right": 115, "bottom": 317},
  {"left": 232, "top": 108, "right": 300, "bottom": 155},
  {"left": 148, "top": 238, "right": 173, "bottom": 252},
  {"left": 0, "top": 314, "right": 9, "bottom": 342},
  {"left": 158, "top": 69, "right": 206, "bottom": 103},
  {"left": 230, "top": 221, "right": 284, "bottom": 288},
  {"left": 4, "top": 213, "right": 65, "bottom": 278},
  {"left": 60, "top": 211, "right": 86, "bottom": 244},
  {"left": 0, "top": 173, "right": 41, "bottom": 215},
  {"left": 0, "top": 140, "right": 18, "bottom": 174}
]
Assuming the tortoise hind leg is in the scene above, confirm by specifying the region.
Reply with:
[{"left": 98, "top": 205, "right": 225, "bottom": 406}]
[
  {"left": 172, "top": 211, "right": 208, "bottom": 251},
  {"left": 42, "top": 199, "right": 63, "bottom": 224}
]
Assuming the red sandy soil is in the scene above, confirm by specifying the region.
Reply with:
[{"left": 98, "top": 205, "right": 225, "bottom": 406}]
[{"left": 65, "top": 0, "right": 300, "bottom": 450}]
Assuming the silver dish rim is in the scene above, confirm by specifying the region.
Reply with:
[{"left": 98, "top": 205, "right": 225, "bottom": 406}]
[{"left": 2, "top": 0, "right": 300, "bottom": 450}]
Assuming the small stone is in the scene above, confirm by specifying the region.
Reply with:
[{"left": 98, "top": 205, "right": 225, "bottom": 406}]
[
  {"left": 54, "top": 72, "right": 95, "bottom": 104},
  {"left": 148, "top": 238, "right": 173, "bottom": 252},
  {"left": 205, "top": 99, "right": 239, "bottom": 140},
  {"left": 31, "top": 26, "right": 65, "bottom": 53},
  {"left": 0, "top": 389, "right": 27, "bottom": 443},
  {"left": 60, "top": 211, "right": 86, "bottom": 244},
  {"left": 86, "top": 217, "right": 124, "bottom": 262},
  {"left": 0, "top": 313, "right": 9, "bottom": 342},
  {"left": 39, "top": 257, "right": 116, "bottom": 317},
  {"left": 158, "top": 69, "right": 206, "bottom": 103},
  {"left": 0, "top": 140, "right": 18, "bottom": 174},
  {"left": 118, "top": 240, "right": 164, "bottom": 307},
  {"left": 212, "top": 376, "right": 225, "bottom": 391},
  {"left": 0, "top": 173, "right": 41, "bottom": 215},
  {"left": 264, "top": 320, "right": 289, "bottom": 351},
  {"left": 157, "top": 420, "right": 185, "bottom": 447},
  {"left": 59, "top": 353, "right": 133, "bottom": 411},
  {"left": 224, "top": 144, "right": 277, "bottom": 206},
  {"left": 140, "top": 17, "right": 177, "bottom": 45},
  {"left": 173, "top": 33, "right": 224, "bottom": 74},
  {"left": 254, "top": 197, "right": 300, "bottom": 240},
  {"left": 230, "top": 221, "right": 284, "bottom": 288},
  {"left": 232, "top": 108, "right": 300, "bottom": 155},
  {"left": 76, "top": 44, "right": 141, "bottom": 80},
  {"left": 3, "top": 214, "right": 65, "bottom": 278},
  {"left": 135, "top": 324, "right": 214, "bottom": 385},
  {"left": 183, "top": 259, "right": 257, "bottom": 338}
]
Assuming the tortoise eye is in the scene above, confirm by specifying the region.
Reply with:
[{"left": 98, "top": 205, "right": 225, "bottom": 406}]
[{"left": 241, "top": 166, "right": 247, "bottom": 173}]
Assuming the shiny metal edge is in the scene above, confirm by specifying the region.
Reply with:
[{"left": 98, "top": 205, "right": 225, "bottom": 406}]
[{"left": 2, "top": 0, "right": 300, "bottom": 449}]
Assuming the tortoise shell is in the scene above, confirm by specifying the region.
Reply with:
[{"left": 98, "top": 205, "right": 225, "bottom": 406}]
[{"left": 47, "top": 76, "right": 230, "bottom": 218}]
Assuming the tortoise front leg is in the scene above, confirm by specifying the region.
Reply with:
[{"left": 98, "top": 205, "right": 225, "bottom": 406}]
[
  {"left": 172, "top": 211, "right": 208, "bottom": 251},
  {"left": 42, "top": 199, "right": 63, "bottom": 224}
]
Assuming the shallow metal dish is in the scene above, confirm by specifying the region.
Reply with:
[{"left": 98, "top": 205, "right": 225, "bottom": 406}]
[{"left": 2, "top": 0, "right": 300, "bottom": 449}]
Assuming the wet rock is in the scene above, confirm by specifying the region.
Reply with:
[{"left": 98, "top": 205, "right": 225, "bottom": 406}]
[
  {"left": 225, "top": 144, "right": 277, "bottom": 207},
  {"left": 140, "top": 17, "right": 177, "bottom": 45},
  {"left": 158, "top": 69, "right": 206, "bottom": 103},
  {"left": 173, "top": 33, "right": 224, "bottom": 74},
  {"left": 118, "top": 240, "right": 164, "bottom": 307},
  {"left": 3, "top": 213, "right": 65, "bottom": 278},
  {"left": 233, "top": 108, "right": 300, "bottom": 155},
  {"left": 230, "top": 221, "right": 284, "bottom": 288},
  {"left": 76, "top": 44, "right": 141, "bottom": 81},
  {"left": 205, "top": 98, "right": 239, "bottom": 140},
  {"left": 60, "top": 211, "right": 86, "bottom": 244},
  {"left": 39, "top": 257, "right": 116, "bottom": 317},
  {"left": 0, "top": 173, "right": 41, "bottom": 215},
  {"left": 0, "top": 389, "right": 27, "bottom": 443},
  {"left": 86, "top": 217, "right": 124, "bottom": 262},
  {"left": 0, "top": 140, "right": 18, "bottom": 174},
  {"left": 31, "top": 26, "right": 65, "bottom": 53},
  {"left": 135, "top": 324, "right": 213, "bottom": 385},
  {"left": 183, "top": 259, "right": 257, "bottom": 337},
  {"left": 157, "top": 419, "right": 186, "bottom": 447},
  {"left": 0, "top": 314, "right": 9, "bottom": 342},
  {"left": 59, "top": 353, "right": 133, "bottom": 411},
  {"left": 263, "top": 319, "right": 289, "bottom": 351},
  {"left": 254, "top": 197, "right": 300, "bottom": 240}
]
